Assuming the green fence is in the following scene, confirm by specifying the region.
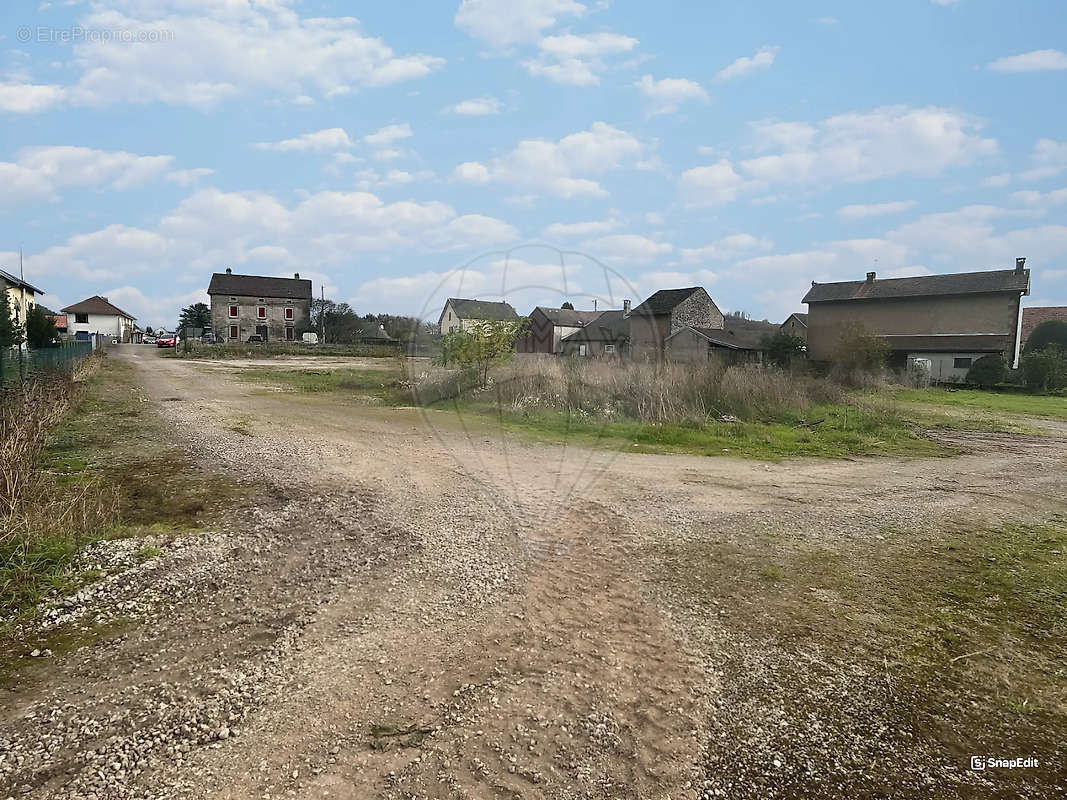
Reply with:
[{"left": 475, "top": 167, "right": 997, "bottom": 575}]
[{"left": 0, "top": 341, "right": 94, "bottom": 388}]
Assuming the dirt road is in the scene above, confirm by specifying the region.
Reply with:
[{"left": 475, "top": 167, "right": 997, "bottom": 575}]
[{"left": 3, "top": 348, "right": 1065, "bottom": 799}]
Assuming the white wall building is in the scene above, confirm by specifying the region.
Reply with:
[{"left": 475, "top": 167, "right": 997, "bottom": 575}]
[{"left": 61, "top": 296, "right": 137, "bottom": 342}]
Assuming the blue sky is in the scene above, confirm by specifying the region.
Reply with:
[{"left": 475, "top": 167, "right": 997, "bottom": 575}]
[{"left": 1, "top": 0, "right": 1065, "bottom": 330}]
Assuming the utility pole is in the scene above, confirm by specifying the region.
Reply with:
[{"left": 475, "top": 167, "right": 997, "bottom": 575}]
[
  {"left": 19, "top": 246, "right": 24, "bottom": 281},
  {"left": 320, "top": 286, "right": 325, "bottom": 343}
]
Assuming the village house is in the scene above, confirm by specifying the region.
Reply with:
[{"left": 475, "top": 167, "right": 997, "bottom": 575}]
[
  {"left": 627, "top": 287, "right": 725, "bottom": 360},
  {"left": 803, "top": 260, "right": 1031, "bottom": 380},
  {"left": 1020, "top": 306, "right": 1067, "bottom": 349},
  {"left": 61, "top": 296, "right": 137, "bottom": 342},
  {"left": 1, "top": 268, "right": 43, "bottom": 329},
  {"left": 438, "top": 298, "right": 518, "bottom": 334},
  {"left": 666, "top": 317, "right": 780, "bottom": 364},
  {"left": 518, "top": 306, "right": 603, "bottom": 354},
  {"left": 560, "top": 309, "right": 631, "bottom": 357},
  {"left": 779, "top": 312, "right": 808, "bottom": 340},
  {"left": 207, "top": 269, "right": 312, "bottom": 343}
]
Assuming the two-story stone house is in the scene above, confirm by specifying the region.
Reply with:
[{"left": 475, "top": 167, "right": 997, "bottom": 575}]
[
  {"left": 628, "top": 287, "right": 725, "bottom": 360},
  {"left": 207, "top": 269, "right": 313, "bottom": 343},
  {"left": 803, "top": 260, "right": 1031, "bottom": 378}
]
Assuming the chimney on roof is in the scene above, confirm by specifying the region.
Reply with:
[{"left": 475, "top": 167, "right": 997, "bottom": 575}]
[
  {"left": 1016, "top": 257, "right": 1026, "bottom": 274},
  {"left": 866, "top": 271, "right": 876, "bottom": 282},
  {"left": 225, "top": 267, "right": 232, "bottom": 275},
  {"left": 623, "top": 299, "right": 631, "bottom": 316},
  {"left": 294, "top": 272, "right": 300, "bottom": 279}
]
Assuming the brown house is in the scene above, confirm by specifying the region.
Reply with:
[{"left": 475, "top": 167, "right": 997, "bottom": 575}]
[
  {"left": 207, "top": 269, "right": 312, "bottom": 343},
  {"left": 518, "top": 306, "right": 602, "bottom": 354},
  {"left": 1020, "top": 306, "right": 1067, "bottom": 349},
  {"left": 803, "top": 260, "right": 1031, "bottom": 379},
  {"left": 628, "top": 287, "right": 724, "bottom": 360},
  {"left": 666, "top": 318, "right": 780, "bottom": 364},
  {"left": 780, "top": 312, "right": 808, "bottom": 340}
]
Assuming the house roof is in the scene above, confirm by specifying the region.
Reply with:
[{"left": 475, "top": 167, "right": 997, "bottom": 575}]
[
  {"left": 803, "top": 268, "right": 1030, "bottom": 304},
  {"left": 1021, "top": 306, "right": 1067, "bottom": 344},
  {"left": 560, "top": 310, "right": 629, "bottom": 342},
  {"left": 673, "top": 318, "right": 780, "bottom": 351},
  {"left": 444, "top": 298, "right": 518, "bottom": 321},
  {"left": 532, "top": 306, "right": 602, "bottom": 327},
  {"left": 782, "top": 312, "right": 808, "bottom": 327},
  {"left": 0, "top": 267, "right": 45, "bottom": 295},
  {"left": 208, "top": 272, "right": 313, "bottom": 300},
  {"left": 881, "top": 333, "right": 1011, "bottom": 353},
  {"left": 355, "top": 323, "right": 395, "bottom": 340},
  {"left": 48, "top": 314, "right": 67, "bottom": 329},
  {"left": 61, "top": 295, "right": 136, "bottom": 320},
  {"left": 630, "top": 287, "right": 703, "bottom": 316}
]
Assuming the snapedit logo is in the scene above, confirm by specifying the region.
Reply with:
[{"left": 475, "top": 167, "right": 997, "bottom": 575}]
[{"left": 970, "top": 755, "right": 1039, "bottom": 771}]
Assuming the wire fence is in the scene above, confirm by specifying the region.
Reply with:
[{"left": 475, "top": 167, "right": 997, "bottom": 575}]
[{"left": 0, "top": 341, "right": 94, "bottom": 389}]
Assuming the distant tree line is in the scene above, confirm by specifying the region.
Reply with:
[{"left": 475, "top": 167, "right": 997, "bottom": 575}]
[{"left": 309, "top": 300, "right": 435, "bottom": 344}]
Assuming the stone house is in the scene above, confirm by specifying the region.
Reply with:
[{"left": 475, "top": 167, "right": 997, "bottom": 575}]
[
  {"left": 207, "top": 269, "right": 312, "bottom": 343},
  {"left": 666, "top": 318, "right": 780, "bottom": 364},
  {"left": 518, "top": 306, "right": 603, "bottom": 354},
  {"left": 61, "top": 296, "right": 137, "bottom": 341},
  {"left": 628, "top": 287, "right": 724, "bottom": 360},
  {"left": 803, "top": 260, "right": 1031, "bottom": 379},
  {"left": 1020, "top": 306, "right": 1067, "bottom": 350},
  {"left": 438, "top": 298, "right": 518, "bottom": 334},
  {"left": 560, "top": 310, "right": 630, "bottom": 357},
  {"left": 779, "top": 312, "right": 808, "bottom": 340}
]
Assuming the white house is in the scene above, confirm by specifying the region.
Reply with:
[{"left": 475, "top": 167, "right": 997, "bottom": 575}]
[
  {"left": 0, "top": 267, "right": 43, "bottom": 329},
  {"left": 61, "top": 296, "right": 137, "bottom": 342}
]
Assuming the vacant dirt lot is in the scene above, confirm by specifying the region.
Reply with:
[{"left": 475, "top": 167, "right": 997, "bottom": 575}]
[{"left": 3, "top": 348, "right": 1064, "bottom": 799}]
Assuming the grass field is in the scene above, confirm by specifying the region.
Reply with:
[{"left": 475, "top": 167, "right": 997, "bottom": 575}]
[
  {"left": 891, "top": 387, "right": 1067, "bottom": 420},
  {"left": 165, "top": 342, "right": 403, "bottom": 360},
  {"left": 237, "top": 361, "right": 1058, "bottom": 460}
]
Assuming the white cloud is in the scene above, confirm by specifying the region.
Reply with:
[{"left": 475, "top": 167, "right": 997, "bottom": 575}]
[
  {"left": 633, "top": 74, "right": 708, "bottom": 116},
  {"left": 166, "top": 167, "right": 215, "bottom": 186},
  {"left": 355, "top": 168, "right": 434, "bottom": 190},
  {"left": 3, "top": 1, "right": 444, "bottom": 112},
  {"left": 687, "top": 106, "right": 997, "bottom": 206},
  {"left": 931, "top": 0, "right": 960, "bottom": 6},
  {"left": 542, "top": 219, "right": 620, "bottom": 239},
  {"left": 837, "top": 200, "right": 917, "bottom": 219},
  {"left": 715, "top": 45, "right": 779, "bottom": 81},
  {"left": 445, "top": 96, "right": 502, "bottom": 115},
  {"left": 450, "top": 122, "right": 642, "bottom": 198},
  {"left": 680, "top": 234, "right": 773, "bottom": 264},
  {"left": 982, "top": 173, "right": 1012, "bottom": 188},
  {"left": 0, "top": 145, "right": 176, "bottom": 207},
  {"left": 254, "top": 128, "right": 354, "bottom": 153},
  {"left": 523, "top": 32, "right": 639, "bottom": 86},
  {"left": 987, "top": 49, "right": 1067, "bottom": 73},
  {"left": 454, "top": 0, "right": 587, "bottom": 47},
  {"left": 679, "top": 160, "right": 747, "bottom": 208},
  {"left": 813, "top": 16, "right": 839, "bottom": 24},
  {"left": 582, "top": 234, "right": 672, "bottom": 264},
  {"left": 364, "top": 123, "right": 413, "bottom": 147},
  {"left": 0, "top": 82, "right": 66, "bottom": 113}
]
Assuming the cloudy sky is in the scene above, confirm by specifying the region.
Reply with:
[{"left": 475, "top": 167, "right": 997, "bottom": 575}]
[{"left": 1, "top": 0, "right": 1065, "bottom": 328}]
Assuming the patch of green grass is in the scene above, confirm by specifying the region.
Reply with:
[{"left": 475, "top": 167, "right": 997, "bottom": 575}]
[
  {"left": 2, "top": 356, "right": 255, "bottom": 644},
  {"left": 890, "top": 387, "right": 1067, "bottom": 421},
  {"left": 242, "top": 366, "right": 411, "bottom": 404},
  {"left": 447, "top": 400, "right": 948, "bottom": 461}
]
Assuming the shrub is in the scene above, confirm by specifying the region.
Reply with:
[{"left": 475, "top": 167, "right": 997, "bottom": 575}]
[
  {"left": 1021, "top": 346, "right": 1067, "bottom": 393},
  {"left": 966, "top": 354, "right": 1008, "bottom": 389},
  {"left": 1023, "top": 320, "right": 1067, "bottom": 355},
  {"left": 763, "top": 332, "right": 807, "bottom": 368}
]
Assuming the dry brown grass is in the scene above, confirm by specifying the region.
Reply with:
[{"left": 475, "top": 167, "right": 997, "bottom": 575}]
[{"left": 437, "top": 356, "right": 845, "bottom": 424}]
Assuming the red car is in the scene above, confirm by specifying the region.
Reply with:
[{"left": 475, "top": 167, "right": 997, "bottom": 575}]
[{"left": 156, "top": 335, "right": 177, "bottom": 348}]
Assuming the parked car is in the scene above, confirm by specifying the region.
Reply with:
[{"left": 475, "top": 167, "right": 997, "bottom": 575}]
[
  {"left": 246, "top": 334, "right": 264, "bottom": 344},
  {"left": 143, "top": 336, "right": 157, "bottom": 344},
  {"left": 157, "top": 335, "right": 177, "bottom": 348}
]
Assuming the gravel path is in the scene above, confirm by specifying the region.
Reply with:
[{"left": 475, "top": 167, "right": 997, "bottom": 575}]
[{"left": 2, "top": 347, "right": 1065, "bottom": 799}]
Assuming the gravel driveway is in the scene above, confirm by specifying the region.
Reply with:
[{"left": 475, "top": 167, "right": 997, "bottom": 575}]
[{"left": 3, "top": 347, "right": 1064, "bottom": 799}]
